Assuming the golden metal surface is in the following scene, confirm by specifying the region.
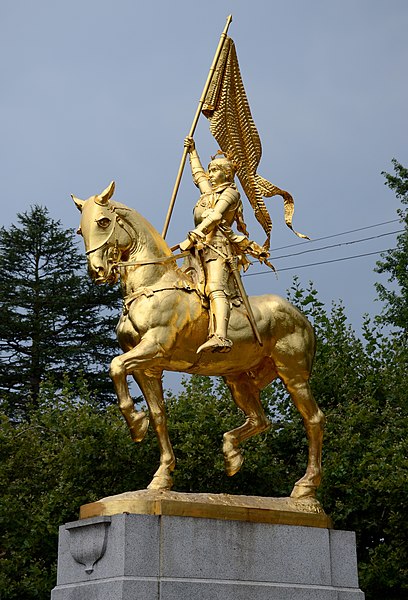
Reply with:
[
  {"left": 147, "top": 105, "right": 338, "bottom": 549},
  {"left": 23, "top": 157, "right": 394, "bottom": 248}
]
[
  {"left": 179, "top": 136, "right": 270, "bottom": 352},
  {"left": 201, "top": 35, "right": 308, "bottom": 250},
  {"left": 72, "top": 17, "right": 325, "bottom": 511},
  {"left": 162, "top": 15, "right": 232, "bottom": 239},
  {"left": 73, "top": 186, "right": 324, "bottom": 502},
  {"left": 80, "top": 490, "right": 332, "bottom": 529}
]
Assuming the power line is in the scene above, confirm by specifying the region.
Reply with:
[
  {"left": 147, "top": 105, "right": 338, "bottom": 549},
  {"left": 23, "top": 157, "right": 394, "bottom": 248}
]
[
  {"left": 271, "top": 219, "right": 400, "bottom": 252},
  {"left": 271, "top": 229, "right": 402, "bottom": 261},
  {"left": 243, "top": 248, "right": 393, "bottom": 277}
]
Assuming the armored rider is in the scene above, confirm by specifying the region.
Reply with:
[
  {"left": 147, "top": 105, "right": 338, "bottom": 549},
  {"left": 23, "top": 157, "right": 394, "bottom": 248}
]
[{"left": 180, "top": 136, "right": 266, "bottom": 354}]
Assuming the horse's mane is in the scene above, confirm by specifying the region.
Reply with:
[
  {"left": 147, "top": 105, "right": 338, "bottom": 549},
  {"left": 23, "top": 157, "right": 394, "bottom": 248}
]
[
  {"left": 111, "top": 200, "right": 197, "bottom": 288},
  {"left": 112, "top": 200, "right": 172, "bottom": 257}
]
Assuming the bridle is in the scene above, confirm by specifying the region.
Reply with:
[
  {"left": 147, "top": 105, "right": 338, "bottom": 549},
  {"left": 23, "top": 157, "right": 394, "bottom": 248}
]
[
  {"left": 85, "top": 205, "right": 190, "bottom": 268},
  {"left": 85, "top": 222, "right": 117, "bottom": 256},
  {"left": 84, "top": 205, "right": 134, "bottom": 257}
]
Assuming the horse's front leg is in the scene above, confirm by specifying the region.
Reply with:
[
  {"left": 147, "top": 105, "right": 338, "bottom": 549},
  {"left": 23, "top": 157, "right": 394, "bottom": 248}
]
[
  {"left": 109, "top": 348, "right": 149, "bottom": 443},
  {"left": 133, "top": 371, "right": 175, "bottom": 491},
  {"left": 109, "top": 337, "right": 175, "bottom": 491}
]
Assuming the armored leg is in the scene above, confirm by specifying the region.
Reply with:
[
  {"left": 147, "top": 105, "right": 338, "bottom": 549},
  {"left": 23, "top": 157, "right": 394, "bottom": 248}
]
[{"left": 197, "top": 290, "right": 232, "bottom": 353}]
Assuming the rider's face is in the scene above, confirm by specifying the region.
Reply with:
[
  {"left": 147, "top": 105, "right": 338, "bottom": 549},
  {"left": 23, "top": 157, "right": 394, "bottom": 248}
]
[{"left": 208, "top": 164, "right": 227, "bottom": 187}]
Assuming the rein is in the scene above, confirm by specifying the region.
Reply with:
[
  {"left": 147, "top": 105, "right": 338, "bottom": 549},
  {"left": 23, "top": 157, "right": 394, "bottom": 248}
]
[{"left": 116, "top": 249, "right": 191, "bottom": 269}]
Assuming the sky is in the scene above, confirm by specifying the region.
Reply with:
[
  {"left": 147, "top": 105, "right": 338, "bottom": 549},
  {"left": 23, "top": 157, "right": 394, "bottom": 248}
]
[{"left": 1, "top": 0, "right": 407, "bottom": 342}]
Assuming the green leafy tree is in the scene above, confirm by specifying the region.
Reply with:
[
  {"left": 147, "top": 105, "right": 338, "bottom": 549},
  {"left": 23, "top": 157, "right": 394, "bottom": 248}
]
[
  {"left": 163, "top": 375, "right": 301, "bottom": 498},
  {"left": 288, "top": 279, "right": 407, "bottom": 600},
  {"left": 0, "top": 377, "right": 144, "bottom": 599},
  {"left": 2, "top": 164, "right": 408, "bottom": 599},
  {"left": 0, "top": 373, "right": 301, "bottom": 600},
  {"left": 375, "top": 159, "right": 408, "bottom": 333},
  {"left": 1, "top": 318, "right": 406, "bottom": 600},
  {"left": 0, "top": 206, "right": 121, "bottom": 418}
]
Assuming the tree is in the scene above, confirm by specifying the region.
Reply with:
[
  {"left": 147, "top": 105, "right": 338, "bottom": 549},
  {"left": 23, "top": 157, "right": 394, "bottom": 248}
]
[
  {"left": 162, "top": 375, "right": 300, "bottom": 498},
  {"left": 0, "top": 373, "right": 302, "bottom": 600},
  {"left": 288, "top": 279, "right": 407, "bottom": 600},
  {"left": 375, "top": 159, "right": 408, "bottom": 333},
  {"left": 0, "top": 206, "right": 121, "bottom": 418},
  {"left": 2, "top": 166, "right": 408, "bottom": 599},
  {"left": 1, "top": 307, "right": 406, "bottom": 599},
  {"left": 0, "top": 377, "right": 144, "bottom": 600}
]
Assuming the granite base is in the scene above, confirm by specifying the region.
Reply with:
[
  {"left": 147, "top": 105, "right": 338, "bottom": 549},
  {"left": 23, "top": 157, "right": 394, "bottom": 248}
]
[{"left": 51, "top": 513, "right": 364, "bottom": 599}]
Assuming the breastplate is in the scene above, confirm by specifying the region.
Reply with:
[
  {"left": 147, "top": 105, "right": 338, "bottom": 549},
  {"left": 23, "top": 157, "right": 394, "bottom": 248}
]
[{"left": 193, "top": 190, "right": 238, "bottom": 228}]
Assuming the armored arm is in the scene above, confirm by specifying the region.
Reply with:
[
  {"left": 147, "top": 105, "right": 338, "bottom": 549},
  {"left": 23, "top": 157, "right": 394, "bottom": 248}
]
[
  {"left": 190, "top": 186, "right": 239, "bottom": 238},
  {"left": 179, "top": 186, "right": 240, "bottom": 251},
  {"left": 184, "top": 137, "right": 211, "bottom": 193}
]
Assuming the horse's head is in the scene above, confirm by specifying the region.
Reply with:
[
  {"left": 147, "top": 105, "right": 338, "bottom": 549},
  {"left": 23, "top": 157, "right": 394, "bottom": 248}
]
[{"left": 72, "top": 181, "right": 133, "bottom": 284}]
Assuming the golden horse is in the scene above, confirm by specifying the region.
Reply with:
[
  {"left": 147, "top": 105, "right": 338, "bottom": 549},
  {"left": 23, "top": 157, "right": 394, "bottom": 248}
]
[{"left": 73, "top": 182, "right": 324, "bottom": 499}]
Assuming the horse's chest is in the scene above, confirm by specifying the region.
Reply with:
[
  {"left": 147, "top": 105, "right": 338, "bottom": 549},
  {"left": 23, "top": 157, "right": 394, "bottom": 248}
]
[{"left": 116, "top": 313, "right": 141, "bottom": 351}]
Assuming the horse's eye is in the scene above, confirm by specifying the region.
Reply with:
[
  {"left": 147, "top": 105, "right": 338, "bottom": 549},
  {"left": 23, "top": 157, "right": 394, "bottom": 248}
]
[{"left": 96, "top": 217, "right": 111, "bottom": 229}]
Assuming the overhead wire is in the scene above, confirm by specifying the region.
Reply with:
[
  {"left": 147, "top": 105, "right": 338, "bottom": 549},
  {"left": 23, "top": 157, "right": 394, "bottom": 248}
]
[
  {"left": 242, "top": 218, "right": 402, "bottom": 278},
  {"left": 244, "top": 249, "right": 394, "bottom": 277},
  {"left": 271, "top": 219, "right": 400, "bottom": 252},
  {"left": 271, "top": 230, "right": 403, "bottom": 261},
  {"left": 278, "top": 249, "right": 395, "bottom": 273}
]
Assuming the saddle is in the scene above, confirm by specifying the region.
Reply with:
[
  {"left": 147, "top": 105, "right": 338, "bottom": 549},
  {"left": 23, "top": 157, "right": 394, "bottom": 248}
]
[{"left": 180, "top": 249, "right": 243, "bottom": 309}]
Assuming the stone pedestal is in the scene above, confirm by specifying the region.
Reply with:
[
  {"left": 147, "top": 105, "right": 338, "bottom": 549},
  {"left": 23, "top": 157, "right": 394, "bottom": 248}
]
[{"left": 51, "top": 494, "right": 365, "bottom": 599}]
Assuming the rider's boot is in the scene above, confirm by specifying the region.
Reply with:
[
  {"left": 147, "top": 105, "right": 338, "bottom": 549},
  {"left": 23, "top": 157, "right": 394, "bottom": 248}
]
[{"left": 197, "top": 291, "right": 233, "bottom": 353}]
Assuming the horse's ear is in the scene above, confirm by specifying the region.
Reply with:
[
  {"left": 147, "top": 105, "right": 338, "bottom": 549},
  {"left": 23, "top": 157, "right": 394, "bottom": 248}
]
[
  {"left": 98, "top": 181, "right": 115, "bottom": 205},
  {"left": 71, "top": 195, "right": 85, "bottom": 212}
]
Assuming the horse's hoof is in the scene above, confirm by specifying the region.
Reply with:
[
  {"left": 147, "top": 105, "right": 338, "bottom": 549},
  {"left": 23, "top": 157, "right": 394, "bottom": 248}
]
[
  {"left": 290, "top": 482, "right": 317, "bottom": 499},
  {"left": 224, "top": 448, "right": 244, "bottom": 477},
  {"left": 130, "top": 412, "right": 149, "bottom": 443},
  {"left": 147, "top": 474, "right": 173, "bottom": 491}
]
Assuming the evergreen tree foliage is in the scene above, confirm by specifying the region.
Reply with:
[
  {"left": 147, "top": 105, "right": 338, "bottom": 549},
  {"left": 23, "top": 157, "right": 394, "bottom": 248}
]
[{"left": 0, "top": 206, "right": 121, "bottom": 418}]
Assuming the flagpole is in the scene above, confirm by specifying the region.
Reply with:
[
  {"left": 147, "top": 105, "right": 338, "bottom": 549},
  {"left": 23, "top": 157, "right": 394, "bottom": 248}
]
[{"left": 161, "top": 14, "right": 233, "bottom": 239}]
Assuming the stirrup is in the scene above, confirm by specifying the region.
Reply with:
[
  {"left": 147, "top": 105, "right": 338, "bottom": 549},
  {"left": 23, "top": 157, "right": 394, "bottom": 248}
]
[{"left": 197, "top": 334, "right": 233, "bottom": 354}]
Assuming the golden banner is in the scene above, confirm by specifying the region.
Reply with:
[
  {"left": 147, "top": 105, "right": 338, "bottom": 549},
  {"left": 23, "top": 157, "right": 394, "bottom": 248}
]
[{"left": 202, "top": 38, "right": 308, "bottom": 249}]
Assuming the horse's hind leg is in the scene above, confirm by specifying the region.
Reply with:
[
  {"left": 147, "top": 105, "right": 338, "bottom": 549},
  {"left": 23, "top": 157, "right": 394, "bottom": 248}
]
[
  {"left": 278, "top": 368, "right": 325, "bottom": 499},
  {"left": 223, "top": 373, "right": 271, "bottom": 476}
]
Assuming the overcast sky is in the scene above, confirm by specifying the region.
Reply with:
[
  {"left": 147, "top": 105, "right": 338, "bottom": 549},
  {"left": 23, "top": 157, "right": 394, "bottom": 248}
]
[{"left": 1, "top": 0, "right": 407, "bottom": 339}]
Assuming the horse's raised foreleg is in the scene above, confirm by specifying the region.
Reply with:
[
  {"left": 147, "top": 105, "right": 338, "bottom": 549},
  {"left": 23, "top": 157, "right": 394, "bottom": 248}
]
[
  {"left": 109, "top": 352, "right": 149, "bottom": 443},
  {"left": 278, "top": 369, "right": 325, "bottom": 499},
  {"left": 109, "top": 337, "right": 175, "bottom": 490},
  {"left": 223, "top": 373, "right": 271, "bottom": 476}
]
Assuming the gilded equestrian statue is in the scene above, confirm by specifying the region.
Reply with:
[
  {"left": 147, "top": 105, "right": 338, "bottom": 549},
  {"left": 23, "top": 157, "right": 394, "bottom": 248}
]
[{"left": 73, "top": 181, "right": 324, "bottom": 500}]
